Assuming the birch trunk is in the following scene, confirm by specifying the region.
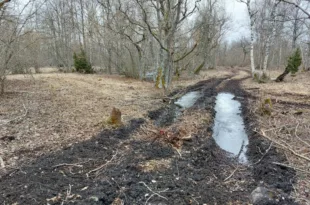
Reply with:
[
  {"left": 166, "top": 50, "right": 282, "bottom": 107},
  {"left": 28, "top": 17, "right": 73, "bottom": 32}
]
[
  {"left": 245, "top": 0, "right": 256, "bottom": 76},
  {"left": 250, "top": 18, "right": 256, "bottom": 76},
  {"left": 263, "top": 2, "right": 278, "bottom": 74}
]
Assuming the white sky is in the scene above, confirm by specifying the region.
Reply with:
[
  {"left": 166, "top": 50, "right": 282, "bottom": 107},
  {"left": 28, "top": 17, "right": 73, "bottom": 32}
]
[{"left": 224, "top": 0, "right": 250, "bottom": 43}]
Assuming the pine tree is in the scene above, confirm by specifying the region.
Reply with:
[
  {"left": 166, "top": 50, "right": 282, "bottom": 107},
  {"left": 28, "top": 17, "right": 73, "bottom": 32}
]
[
  {"left": 276, "top": 48, "right": 302, "bottom": 82},
  {"left": 73, "top": 49, "right": 93, "bottom": 74}
]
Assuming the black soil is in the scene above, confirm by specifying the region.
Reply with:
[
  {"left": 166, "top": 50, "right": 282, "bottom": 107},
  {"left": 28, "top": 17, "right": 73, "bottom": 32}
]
[{"left": 0, "top": 77, "right": 298, "bottom": 205}]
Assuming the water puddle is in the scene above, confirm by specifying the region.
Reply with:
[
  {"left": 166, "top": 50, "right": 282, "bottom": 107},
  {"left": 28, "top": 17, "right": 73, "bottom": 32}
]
[
  {"left": 153, "top": 91, "right": 201, "bottom": 127},
  {"left": 175, "top": 91, "right": 201, "bottom": 109},
  {"left": 212, "top": 93, "right": 248, "bottom": 163}
]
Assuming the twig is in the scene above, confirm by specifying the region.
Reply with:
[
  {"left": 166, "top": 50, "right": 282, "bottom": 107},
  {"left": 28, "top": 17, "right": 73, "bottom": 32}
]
[
  {"left": 294, "top": 123, "right": 310, "bottom": 148},
  {"left": 86, "top": 152, "right": 118, "bottom": 177},
  {"left": 65, "top": 184, "right": 72, "bottom": 201},
  {"left": 224, "top": 166, "right": 239, "bottom": 181},
  {"left": 174, "top": 147, "right": 182, "bottom": 157},
  {"left": 235, "top": 140, "right": 245, "bottom": 160},
  {"left": 252, "top": 142, "right": 273, "bottom": 165},
  {"left": 139, "top": 181, "right": 169, "bottom": 205},
  {"left": 53, "top": 163, "right": 83, "bottom": 168},
  {"left": 53, "top": 159, "right": 94, "bottom": 169},
  {"left": 261, "top": 130, "right": 310, "bottom": 162},
  {"left": 272, "top": 162, "right": 310, "bottom": 174},
  {"left": 191, "top": 196, "right": 200, "bottom": 205}
]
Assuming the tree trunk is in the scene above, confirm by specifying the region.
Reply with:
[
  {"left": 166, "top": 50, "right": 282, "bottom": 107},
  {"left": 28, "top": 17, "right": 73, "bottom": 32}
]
[
  {"left": 0, "top": 78, "right": 4, "bottom": 95},
  {"left": 275, "top": 67, "right": 289, "bottom": 82},
  {"left": 242, "top": 52, "right": 247, "bottom": 65},
  {"left": 263, "top": 3, "right": 278, "bottom": 74},
  {"left": 250, "top": 20, "right": 255, "bottom": 76},
  {"left": 107, "top": 48, "right": 112, "bottom": 74}
]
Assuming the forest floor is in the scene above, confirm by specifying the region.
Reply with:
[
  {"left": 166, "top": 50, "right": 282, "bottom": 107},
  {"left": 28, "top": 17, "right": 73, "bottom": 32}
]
[{"left": 0, "top": 68, "right": 309, "bottom": 204}]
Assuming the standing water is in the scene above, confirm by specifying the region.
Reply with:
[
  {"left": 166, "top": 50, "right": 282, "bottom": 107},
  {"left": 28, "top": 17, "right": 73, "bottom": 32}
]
[
  {"left": 213, "top": 93, "right": 248, "bottom": 163},
  {"left": 175, "top": 91, "right": 201, "bottom": 108}
]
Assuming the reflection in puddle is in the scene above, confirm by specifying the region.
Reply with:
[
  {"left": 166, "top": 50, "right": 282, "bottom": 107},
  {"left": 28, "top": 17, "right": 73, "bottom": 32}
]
[
  {"left": 213, "top": 93, "right": 248, "bottom": 163},
  {"left": 175, "top": 91, "right": 201, "bottom": 108}
]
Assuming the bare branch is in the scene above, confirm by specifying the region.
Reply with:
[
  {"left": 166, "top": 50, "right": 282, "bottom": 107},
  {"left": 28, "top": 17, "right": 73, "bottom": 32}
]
[
  {"left": 174, "top": 43, "right": 197, "bottom": 63},
  {"left": 278, "top": 0, "right": 310, "bottom": 18}
]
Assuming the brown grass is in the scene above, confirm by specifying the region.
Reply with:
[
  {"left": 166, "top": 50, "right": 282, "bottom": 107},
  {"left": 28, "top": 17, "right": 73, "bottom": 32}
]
[
  {"left": 0, "top": 68, "right": 227, "bottom": 170},
  {"left": 242, "top": 70, "right": 310, "bottom": 205},
  {"left": 0, "top": 73, "right": 164, "bottom": 168}
]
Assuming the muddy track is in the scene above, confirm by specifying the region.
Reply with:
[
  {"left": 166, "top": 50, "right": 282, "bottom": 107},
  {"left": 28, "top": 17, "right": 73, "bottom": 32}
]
[{"left": 0, "top": 77, "right": 297, "bottom": 205}]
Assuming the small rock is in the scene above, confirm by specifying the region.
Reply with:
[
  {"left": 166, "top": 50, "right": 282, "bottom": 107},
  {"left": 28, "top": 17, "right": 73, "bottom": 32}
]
[
  {"left": 0, "top": 157, "right": 5, "bottom": 168},
  {"left": 89, "top": 196, "right": 99, "bottom": 202},
  {"left": 251, "top": 187, "right": 272, "bottom": 204}
]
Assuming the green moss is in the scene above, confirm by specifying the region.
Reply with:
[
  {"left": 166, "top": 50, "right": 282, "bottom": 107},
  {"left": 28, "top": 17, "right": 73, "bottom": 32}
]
[
  {"left": 194, "top": 62, "right": 204, "bottom": 75},
  {"left": 260, "top": 98, "right": 273, "bottom": 116},
  {"left": 155, "top": 67, "right": 163, "bottom": 88}
]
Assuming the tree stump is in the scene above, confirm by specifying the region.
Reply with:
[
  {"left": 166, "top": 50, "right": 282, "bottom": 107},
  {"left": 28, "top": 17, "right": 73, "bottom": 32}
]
[{"left": 107, "top": 107, "right": 122, "bottom": 126}]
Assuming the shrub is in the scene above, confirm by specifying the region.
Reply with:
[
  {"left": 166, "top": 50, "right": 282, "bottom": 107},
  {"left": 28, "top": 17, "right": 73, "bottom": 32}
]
[
  {"left": 73, "top": 50, "right": 93, "bottom": 74},
  {"left": 275, "top": 48, "right": 302, "bottom": 82},
  {"left": 287, "top": 48, "right": 302, "bottom": 74}
]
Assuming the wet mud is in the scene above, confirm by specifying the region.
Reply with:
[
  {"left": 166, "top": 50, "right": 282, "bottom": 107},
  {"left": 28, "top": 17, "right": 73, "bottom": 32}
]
[{"left": 0, "top": 77, "right": 298, "bottom": 205}]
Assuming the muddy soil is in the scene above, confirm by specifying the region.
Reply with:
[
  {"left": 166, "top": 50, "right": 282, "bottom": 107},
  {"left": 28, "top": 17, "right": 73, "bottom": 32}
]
[{"left": 0, "top": 77, "right": 298, "bottom": 205}]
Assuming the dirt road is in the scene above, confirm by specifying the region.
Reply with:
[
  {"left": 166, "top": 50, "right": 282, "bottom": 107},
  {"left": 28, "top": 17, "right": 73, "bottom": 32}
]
[{"left": 1, "top": 70, "right": 304, "bottom": 204}]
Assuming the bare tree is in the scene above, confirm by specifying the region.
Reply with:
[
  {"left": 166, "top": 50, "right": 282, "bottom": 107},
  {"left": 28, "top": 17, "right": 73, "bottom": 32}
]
[
  {"left": 0, "top": 0, "right": 41, "bottom": 95},
  {"left": 193, "top": 0, "right": 229, "bottom": 72},
  {"left": 239, "top": 36, "right": 250, "bottom": 65},
  {"left": 135, "top": 0, "right": 200, "bottom": 89}
]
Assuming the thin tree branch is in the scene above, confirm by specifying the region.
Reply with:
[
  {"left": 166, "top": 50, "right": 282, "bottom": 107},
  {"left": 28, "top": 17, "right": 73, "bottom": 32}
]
[{"left": 278, "top": 0, "right": 310, "bottom": 18}]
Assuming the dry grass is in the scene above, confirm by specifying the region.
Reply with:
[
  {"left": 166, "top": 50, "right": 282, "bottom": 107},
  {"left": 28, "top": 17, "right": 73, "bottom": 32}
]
[
  {"left": 243, "top": 70, "right": 310, "bottom": 96},
  {"left": 0, "top": 67, "right": 231, "bottom": 171},
  {"left": 242, "top": 70, "right": 310, "bottom": 205},
  {"left": 0, "top": 73, "right": 164, "bottom": 169},
  {"left": 137, "top": 159, "right": 172, "bottom": 173}
]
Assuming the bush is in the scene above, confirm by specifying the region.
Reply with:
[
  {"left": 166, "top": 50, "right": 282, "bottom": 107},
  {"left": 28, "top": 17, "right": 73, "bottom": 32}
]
[
  {"left": 275, "top": 48, "right": 302, "bottom": 82},
  {"left": 287, "top": 48, "right": 302, "bottom": 74},
  {"left": 73, "top": 50, "right": 93, "bottom": 74}
]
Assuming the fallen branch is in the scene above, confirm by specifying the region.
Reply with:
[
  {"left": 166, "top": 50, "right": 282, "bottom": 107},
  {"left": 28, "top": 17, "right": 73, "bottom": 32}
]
[
  {"left": 261, "top": 130, "right": 310, "bottom": 162},
  {"left": 53, "top": 163, "right": 83, "bottom": 168},
  {"left": 224, "top": 166, "right": 239, "bottom": 181},
  {"left": 235, "top": 140, "right": 245, "bottom": 160},
  {"left": 53, "top": 159, "right": 94, "bottom": 169},
  {"left": 252, "top": 142, "right": 273, "bottom": 165},
  {"left": 272, "top": 162, "right": 310, "bottom": 174},
  {"left": 86, "top": 152, "right": 118, "bottom": 177},
  {"left": 294, "top": 123, "right": 310, "bottom": 148},
  {"left": 139, "top": 181, "right": 169, "bottom": 205}
]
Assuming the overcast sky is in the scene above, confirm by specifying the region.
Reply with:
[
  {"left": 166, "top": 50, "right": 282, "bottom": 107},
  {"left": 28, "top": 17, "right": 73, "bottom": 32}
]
[{"left": 224, "top": 0, "right": 250, "bottom": 43}]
